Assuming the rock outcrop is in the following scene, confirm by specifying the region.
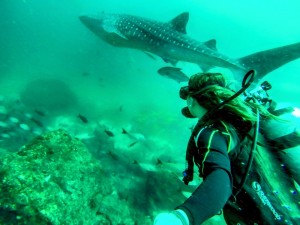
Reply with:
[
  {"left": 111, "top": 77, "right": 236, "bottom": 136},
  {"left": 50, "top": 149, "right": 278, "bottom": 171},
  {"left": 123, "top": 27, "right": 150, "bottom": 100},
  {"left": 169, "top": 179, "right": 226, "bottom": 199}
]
[
  {"left": 0, "top": 129, "right": 227, "bottom": 225},
  {"left": 0, "top": 129, "right": 135, "bottom": 225}
]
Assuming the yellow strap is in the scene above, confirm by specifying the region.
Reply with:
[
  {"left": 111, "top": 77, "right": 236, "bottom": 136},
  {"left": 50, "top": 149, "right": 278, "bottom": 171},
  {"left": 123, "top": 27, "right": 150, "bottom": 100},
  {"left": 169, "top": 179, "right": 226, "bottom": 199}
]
[
  {"left": 194, "top": 122, "right": 231, "bottom": 175},
  {"left": 220, "top": 120, "right": 232, "bottom": 152},
  {"left": 201, "top": 130, "right": 218, "bottom": 175}
]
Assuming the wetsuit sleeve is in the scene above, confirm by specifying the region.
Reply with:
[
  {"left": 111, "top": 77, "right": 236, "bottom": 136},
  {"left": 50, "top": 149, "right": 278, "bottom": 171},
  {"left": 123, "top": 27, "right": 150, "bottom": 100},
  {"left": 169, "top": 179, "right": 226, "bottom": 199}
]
[
  {"left": 177, "top": 128, "right": 233, "bottom": 225},
  {"left": 177, "top": 169, "right": 231, "bottom": 224}
]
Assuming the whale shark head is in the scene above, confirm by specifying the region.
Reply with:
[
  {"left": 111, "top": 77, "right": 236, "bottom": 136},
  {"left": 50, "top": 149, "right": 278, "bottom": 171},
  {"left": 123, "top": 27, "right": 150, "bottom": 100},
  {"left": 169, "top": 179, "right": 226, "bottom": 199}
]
[
  {"left": 79, "top": 14, "right": 104, "bottom": 34},
  {"left": 79, "top": 12, "right": 191, "bottom": 51},
  {"left": 79, "top": 13, "right": 131, "bottom": 47}
]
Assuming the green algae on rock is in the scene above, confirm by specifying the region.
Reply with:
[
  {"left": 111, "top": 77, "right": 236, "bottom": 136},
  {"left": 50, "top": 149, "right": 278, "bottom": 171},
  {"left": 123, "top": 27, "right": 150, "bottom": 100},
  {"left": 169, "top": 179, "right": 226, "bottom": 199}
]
[{"left": 0, "top": 129, "right": 129, "bottom": 225}]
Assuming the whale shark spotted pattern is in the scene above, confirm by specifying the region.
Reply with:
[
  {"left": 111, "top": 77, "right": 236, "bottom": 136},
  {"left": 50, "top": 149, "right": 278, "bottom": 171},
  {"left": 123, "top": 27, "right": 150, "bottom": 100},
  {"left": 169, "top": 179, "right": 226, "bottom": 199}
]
[{"left": 79, "top": 12, "right": 300, "bottom": 83}]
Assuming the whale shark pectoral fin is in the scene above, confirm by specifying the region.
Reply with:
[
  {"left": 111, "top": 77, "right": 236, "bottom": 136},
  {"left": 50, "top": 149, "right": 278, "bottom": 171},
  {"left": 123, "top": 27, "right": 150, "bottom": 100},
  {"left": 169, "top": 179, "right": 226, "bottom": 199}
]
[
  {"left": 115, "top": 31, "right": 128, "bottom": 40},
  {"left": 103, "top": 24, "right": 128, "bottom": 40},
  {"left": 169, "top": 12, "right": 189, "bottom": 34},
  {"left": 203, "top": 39, "right": 217, "bottom": 50},
  {"left": 110, "top": 30, "right": 128, "bottom": 40},
  {"left": 143, "top": 51, "right": 157, "bottom": 60},
  {"left": 162, "top": 57, "right": 178, "bottom": 66}
]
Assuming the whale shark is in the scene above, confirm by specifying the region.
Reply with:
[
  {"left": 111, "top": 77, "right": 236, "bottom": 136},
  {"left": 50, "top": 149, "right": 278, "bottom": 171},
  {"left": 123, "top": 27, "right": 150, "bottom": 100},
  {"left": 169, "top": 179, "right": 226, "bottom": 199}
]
[{"left": 79, "top": 12, "right": 300, "bottom": 83}]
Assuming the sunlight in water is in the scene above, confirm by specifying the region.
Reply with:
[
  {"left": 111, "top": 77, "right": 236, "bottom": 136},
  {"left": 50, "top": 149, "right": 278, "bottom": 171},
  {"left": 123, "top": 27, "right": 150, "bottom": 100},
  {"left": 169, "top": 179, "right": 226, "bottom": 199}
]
[{"left": 292, "top": 107, "right": 300, "bottom": 117}]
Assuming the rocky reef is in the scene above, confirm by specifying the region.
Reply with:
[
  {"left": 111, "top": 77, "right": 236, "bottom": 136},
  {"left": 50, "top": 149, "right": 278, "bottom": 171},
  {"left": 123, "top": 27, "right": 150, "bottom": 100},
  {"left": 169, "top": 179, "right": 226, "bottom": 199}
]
[
  {"left": 0, "top": 129, "right": 227, "bottom": 225},
  {"left": 0, "top": 129, "right": 189, "bottom": 225},
  {"left": 0, "top": 129, "right": 114, "bottom": 224}
]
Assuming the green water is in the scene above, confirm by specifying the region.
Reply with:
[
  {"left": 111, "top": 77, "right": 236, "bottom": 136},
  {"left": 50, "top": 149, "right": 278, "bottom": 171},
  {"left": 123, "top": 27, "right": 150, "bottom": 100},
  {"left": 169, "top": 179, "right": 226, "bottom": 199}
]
[{"left": 1, "top": 0, "right": 300, "bottom": 224}]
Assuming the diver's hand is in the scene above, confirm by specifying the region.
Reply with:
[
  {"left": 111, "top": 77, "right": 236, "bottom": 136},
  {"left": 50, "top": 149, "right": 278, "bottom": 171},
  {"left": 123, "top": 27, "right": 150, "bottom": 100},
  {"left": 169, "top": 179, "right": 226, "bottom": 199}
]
[{"left": 153, "top": 210, "right": 189, "bottom": 225}]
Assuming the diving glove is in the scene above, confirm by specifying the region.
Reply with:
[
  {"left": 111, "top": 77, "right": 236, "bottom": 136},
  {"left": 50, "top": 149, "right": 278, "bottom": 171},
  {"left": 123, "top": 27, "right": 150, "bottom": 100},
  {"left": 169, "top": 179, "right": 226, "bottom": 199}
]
[{"left": 153, "top": 210, "right": 189, "bottom": 225}]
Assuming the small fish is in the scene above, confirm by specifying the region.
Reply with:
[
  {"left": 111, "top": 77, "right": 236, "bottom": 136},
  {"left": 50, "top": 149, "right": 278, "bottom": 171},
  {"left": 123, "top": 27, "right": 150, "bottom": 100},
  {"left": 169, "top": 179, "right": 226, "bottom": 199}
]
[
  {"left": 1, "top": 133, "right": 11, "bottom": 139},
  {"left": 0, "top": 121, "right": 8, "bottom": 128},
  {"left": 34, "top": 109, "right": 46, "bottom": 117},
  {"left": 157, "top": 67, "right": 189, "bottom": 83},
  {"left": 31, "top": 117, "right": 43, "bottom": 127},
  {"left": 19, "top": 123, "right": 30, "bottom": 131},
  {"left": 128, "top": 141, "right": 138, "bottom": 148},
  {"left": 78, "top": 114, "right": 88, "bottom": 123},
  {"left": 122, "top": 128, "right": 128, "bottom": 135},
  {"left": 122, "top": 128, "right": 146, "bottom": 142},
  {"left": 156, "top": 158, "right": 163, "bottom": 165},
  {"left": 104, "top": 129, "right": 114, "bottom": 137},
  {"left": 9, "top": 117, "right": 19, "bottom": 123},
  {"left": 108, "top": 151, "right": 118, "bottom": 160}
]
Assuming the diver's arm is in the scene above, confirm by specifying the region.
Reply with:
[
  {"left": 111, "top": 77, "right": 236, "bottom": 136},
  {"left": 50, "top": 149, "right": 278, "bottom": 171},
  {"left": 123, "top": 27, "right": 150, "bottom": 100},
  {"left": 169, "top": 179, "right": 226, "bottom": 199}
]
[
  {"left": 177, "top": 127, "right": 233, "bottom": 225},
  {"left": 154, "top": 127, "right": 233, "bottom": 225},
  {"left": 176, "top": 168, "right": 232, "bottom": 225}
]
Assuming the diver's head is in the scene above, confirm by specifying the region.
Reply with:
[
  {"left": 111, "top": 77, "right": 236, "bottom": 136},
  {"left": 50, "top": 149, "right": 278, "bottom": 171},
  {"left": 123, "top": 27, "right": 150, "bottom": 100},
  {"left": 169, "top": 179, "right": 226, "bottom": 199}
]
[{"left": 180, "top": 72, "right": 232, "bottom": 119}]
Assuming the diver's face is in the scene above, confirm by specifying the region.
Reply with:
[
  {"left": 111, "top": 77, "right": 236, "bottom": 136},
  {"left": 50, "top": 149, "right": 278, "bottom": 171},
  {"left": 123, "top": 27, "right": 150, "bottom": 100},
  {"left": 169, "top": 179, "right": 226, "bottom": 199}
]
[{"left": 187, "top": 96, "right": 207, "bottom": 119}]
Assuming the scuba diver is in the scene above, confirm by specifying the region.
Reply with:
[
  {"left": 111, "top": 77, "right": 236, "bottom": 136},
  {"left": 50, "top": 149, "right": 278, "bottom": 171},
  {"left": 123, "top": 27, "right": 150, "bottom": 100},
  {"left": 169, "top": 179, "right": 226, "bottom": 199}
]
[{"left": 153, "top": 71, "right": 300, "bottom": 225}]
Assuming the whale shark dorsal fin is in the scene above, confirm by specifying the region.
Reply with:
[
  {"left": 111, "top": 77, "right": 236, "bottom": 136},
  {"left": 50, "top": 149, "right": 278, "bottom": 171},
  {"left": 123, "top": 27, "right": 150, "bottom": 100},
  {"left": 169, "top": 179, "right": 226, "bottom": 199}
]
[
  {"left": 169, "top": 12, "right": 189, "bottom": 34},
  {"left": 203, "top": 39, "right": 217, "bottom": 50}
]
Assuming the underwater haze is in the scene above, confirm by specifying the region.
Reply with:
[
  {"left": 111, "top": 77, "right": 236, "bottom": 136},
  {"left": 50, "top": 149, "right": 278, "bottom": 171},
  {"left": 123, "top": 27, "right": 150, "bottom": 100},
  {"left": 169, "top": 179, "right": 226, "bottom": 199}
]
[
  {"left": 0, "top": 0, "right": 300, "bottom": 224},
  {"left": 1, "top": 0, "right": 300, "bottom": 141}
]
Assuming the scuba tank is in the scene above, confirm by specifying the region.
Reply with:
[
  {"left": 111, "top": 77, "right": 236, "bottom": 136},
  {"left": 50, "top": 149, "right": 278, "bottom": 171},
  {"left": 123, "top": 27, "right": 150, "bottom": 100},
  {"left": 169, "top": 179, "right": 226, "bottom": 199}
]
[
  {"left": 245, "top": 80, "right": 300, "bottom": 186},
  {"left": 260, "top": 104, "right": 300, "bottom": 186}
]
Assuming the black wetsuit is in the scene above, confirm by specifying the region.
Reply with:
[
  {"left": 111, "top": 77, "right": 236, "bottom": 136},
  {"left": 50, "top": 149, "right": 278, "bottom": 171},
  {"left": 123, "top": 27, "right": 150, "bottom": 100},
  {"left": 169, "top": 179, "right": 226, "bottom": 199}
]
[{"left": 177, "top": 119, "right": 300, "bottom": 225}]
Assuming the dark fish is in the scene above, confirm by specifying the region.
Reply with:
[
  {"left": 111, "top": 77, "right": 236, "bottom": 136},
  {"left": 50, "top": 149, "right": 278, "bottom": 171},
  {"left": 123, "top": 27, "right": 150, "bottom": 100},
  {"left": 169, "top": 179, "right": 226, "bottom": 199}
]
[
  {"left": 157, "top": 66, "right": 189, "bottom": 83},
  {"left": 133, "top": 160, "right": 139, "bottom": 164},
  {"left": 108, "top": 151, "right": 118, "bottom": 160},
  {"left": 128, "top": 141, "right": 138, "bottom": 148},
  {"left": 122, "top": 128, "right": 146, "bottom": 141},
  {"left": 104, "top": 129, "right": 114, "bottom": 137},
  {"left": 156, "top": 158, "right": 163, "bottom": 165},
  {"left": 78, "top": 114, "right": 88, "bottom": 123},
  {"left": 31, "top": 117, "right": 43, "bottom": 127},
  {"left": 34, "top": 109, "right": 46, "bottom": 117}
]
